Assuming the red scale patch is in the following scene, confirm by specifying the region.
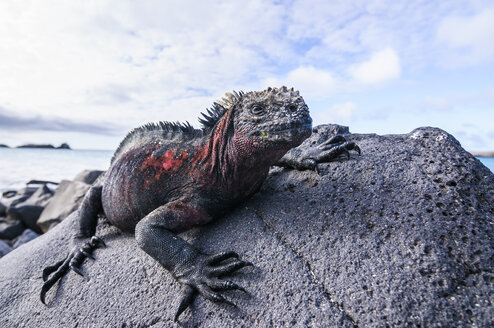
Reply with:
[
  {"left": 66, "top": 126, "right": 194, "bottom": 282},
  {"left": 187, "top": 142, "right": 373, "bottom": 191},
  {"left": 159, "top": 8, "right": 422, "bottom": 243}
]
[{"left": 141, "top": 149, "right": 189, "bottom": 186}]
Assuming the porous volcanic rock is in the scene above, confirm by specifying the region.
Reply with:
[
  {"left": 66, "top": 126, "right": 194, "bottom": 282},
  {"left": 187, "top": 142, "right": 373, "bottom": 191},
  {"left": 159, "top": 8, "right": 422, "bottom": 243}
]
[{"left": 0, "top": 125, "right": 492, "bottom": 328}]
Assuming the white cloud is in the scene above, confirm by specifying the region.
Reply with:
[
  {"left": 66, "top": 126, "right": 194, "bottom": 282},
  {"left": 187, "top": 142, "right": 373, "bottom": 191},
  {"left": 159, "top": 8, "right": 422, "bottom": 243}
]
[
  {"left": 312, "top": 102, "right": 357, "bottom": 125},
  {"left": 263, "top": 66, "right": 336, "bottom": 99},
  {"left": 0, "top": 0, "right": 493, "bottom": 151},
  {"left": 488, "top": 88, "right": 494, "bottom": 101},
  {"left": 0, "top": 0, "right": 290, "bottom": 131},
  {"left": 349, "top": 48, "right": 401, "bottom": 84},
  {"left": 422, "top": 96, "right": 451, "bottom": 111},
  {"left": 437, "top": 8, "right": 494, "bottom": 66}
]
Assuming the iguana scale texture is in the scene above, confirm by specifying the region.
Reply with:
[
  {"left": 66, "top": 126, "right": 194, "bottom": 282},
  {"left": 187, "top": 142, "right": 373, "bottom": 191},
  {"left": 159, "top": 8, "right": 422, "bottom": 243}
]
[{"left": 40, "top": 86, "right": 359, "bottom": 320}]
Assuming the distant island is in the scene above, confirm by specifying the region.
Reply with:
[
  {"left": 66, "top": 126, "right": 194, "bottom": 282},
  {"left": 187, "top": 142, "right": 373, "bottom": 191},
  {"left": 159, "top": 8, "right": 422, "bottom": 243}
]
[
  {"left": 0, "top": 144, "right": 9, "bottom": 148},
  {"left": 15, "top": 143, "right": 71, "bottom": 150},
  {"left": 470, "top": 151, "right": 494, "bottom": 158}
]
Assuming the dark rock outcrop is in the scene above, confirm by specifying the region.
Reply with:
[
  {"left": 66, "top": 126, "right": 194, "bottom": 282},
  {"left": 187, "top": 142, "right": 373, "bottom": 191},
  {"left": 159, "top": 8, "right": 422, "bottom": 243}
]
[
  {"left": 0, "top": 125, "right": 492, "bottom": 327},
  {"left": 16, "top": 144, "right": 56, "bottom": 149},
  {"left": 0, "top": 144, "right": 9, "bottom": 148},
  {"left": 15, "top": 143, "right": 71, "bottom": 149},
  {"left": 57, "top": 143, "right": 71, "bottom": 150}
]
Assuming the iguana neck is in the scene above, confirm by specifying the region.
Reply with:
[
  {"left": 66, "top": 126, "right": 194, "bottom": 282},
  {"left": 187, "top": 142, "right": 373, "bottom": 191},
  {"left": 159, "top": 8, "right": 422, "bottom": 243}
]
[{"left": 200, "top": 110, "right": 286, "bottom": 189}]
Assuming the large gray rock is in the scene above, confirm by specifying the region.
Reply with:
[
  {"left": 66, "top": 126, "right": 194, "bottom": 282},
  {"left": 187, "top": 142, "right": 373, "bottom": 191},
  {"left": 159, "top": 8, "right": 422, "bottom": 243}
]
[
  {"left": 37, "top": 180, "right": 90, "bottom": 232},
  {"left": 0, "top": 125, "right": 492, "bottom": 327}
]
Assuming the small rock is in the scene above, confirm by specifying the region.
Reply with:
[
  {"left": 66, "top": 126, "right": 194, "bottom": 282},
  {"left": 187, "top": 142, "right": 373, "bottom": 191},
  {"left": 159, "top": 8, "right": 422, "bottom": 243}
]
[
  {"left": 73, "top": 170, "right": 104, "bottom": 185},
  {"left": 0, "top": 219, "right": 26, "bottom": 240},
  {"left": 12, "top": 229, "right": 39, "bottom": 249},
  {"left": 0, "top": 202, "right": 6, "bottom": 216},
  {"left": 1, "top": 186, "right": 38, "bottom": 210},
  {"left": 22, "top": 184, "right": 55, "bottom": 207},
  {"left": 37, "top": 180, "right": 90, "bottom": 233},
  {"left": 0, "top": 239, "right": 12, "bottom": 257},
  {"left": 7, "top": 205, "right": 44, "bottom": 234}
]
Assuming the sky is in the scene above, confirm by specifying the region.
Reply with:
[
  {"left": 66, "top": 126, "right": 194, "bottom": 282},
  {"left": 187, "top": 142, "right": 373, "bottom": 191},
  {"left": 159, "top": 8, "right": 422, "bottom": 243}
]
[{"left": 0, "top": 0, "right": 493, "bottom": 151}]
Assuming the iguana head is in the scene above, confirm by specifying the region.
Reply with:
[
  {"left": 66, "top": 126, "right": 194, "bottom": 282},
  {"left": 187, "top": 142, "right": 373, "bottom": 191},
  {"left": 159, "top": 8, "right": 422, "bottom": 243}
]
[
  {"left": 201, "top": 86, "right": 312, "bottom": 150},
  {"left": 233, "top": 86, "right": 312, "bottom": 146}
]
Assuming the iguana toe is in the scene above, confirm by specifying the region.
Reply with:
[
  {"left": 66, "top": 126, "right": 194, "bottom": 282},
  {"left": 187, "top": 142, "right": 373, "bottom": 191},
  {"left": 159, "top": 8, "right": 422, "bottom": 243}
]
[
  {"left": 196, "top": 283, "right": 237, "bottom": 306},
  {"left": 175, "top": 286, "right": 196, "bottom": 322},
  {"left": 42, "top": 259, "right": 65, "bottom": 281},
  {"left": 40, "top": 236, "right": 104, "bottom": 304},
  {"left": 206, "top": 251, "right": 239, "bottom": 264},
  {"left": 208, "top": 259, "right": 252, "bottom": 277},
  {"left": 209, "top": 278, "right": 247, "bottom": 292}
]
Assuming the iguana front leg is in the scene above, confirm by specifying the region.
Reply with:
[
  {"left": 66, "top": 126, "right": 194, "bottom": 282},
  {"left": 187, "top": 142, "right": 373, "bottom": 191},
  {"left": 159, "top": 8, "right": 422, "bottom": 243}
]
[
  {"left": 40, "top": 185, "right": 106, "bottom": 304},
  {"left": 135, "top": 200, "right": 251, "bottom": 321},
  {"left": 276, "top": 135, "right": 361, "bottom": 172}
]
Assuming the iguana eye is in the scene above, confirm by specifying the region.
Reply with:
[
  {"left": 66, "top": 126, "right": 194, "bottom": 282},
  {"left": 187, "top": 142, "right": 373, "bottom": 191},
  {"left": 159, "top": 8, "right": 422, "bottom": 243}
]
[
  {"left": 250, "top": 105, "right": 265, "bottom": 116},
  {"left": 287, "top": 104, "right": 297, "bottom": 112}
]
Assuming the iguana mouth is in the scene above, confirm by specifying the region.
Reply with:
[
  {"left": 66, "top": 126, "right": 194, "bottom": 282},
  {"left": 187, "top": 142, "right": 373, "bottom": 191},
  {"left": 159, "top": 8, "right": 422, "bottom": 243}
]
[{"left": 253, "top": 119, "right": 312, "bottom": 140}]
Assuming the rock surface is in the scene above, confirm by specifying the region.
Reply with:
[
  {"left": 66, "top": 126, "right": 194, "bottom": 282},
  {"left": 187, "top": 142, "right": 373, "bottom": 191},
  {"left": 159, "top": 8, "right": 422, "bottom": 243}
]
[{"left": 0, "top": 125, "right": 493, "bottom": 327}]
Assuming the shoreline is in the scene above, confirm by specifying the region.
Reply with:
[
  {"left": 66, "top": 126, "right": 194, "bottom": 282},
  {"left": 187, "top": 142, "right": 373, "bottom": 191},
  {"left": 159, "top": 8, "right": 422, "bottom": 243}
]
[{"left": 470, "top": 151, "right": 494, "bottom": 158}]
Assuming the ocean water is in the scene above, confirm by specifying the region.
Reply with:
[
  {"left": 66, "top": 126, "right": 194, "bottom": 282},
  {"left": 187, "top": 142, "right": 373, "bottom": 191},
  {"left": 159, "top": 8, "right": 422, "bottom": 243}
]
[
  {"left": 0, "top": 148, "right": 113, "bottom": 192},
  {"left": 480, "top": 157, "right": 494, "bottom": 173},
  {"left": 0, "top": 148, "right": 493, "bottom": 192}
]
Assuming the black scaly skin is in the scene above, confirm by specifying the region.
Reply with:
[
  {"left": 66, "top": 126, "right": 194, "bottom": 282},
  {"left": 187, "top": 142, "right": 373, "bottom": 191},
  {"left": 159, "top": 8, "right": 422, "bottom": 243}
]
[{"left": 40, "top": 86, "right": 360, "bottom": 321}]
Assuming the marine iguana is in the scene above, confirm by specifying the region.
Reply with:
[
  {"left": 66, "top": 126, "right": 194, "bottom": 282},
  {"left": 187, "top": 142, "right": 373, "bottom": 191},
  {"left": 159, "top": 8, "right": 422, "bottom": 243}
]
[{"left": 40, "top": 86, "right": 360, "bottom": 320}]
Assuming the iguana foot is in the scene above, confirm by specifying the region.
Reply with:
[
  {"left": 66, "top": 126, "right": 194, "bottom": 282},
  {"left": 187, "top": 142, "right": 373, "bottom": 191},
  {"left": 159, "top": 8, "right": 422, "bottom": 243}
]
[
  {"left": 40, "top": 236, "right": 105, "bottom": 304},
  {"left": 173, "top": 251, "right": 252, "bottom": 321},
  {"left": 297, "top": 135, "right": 360, "bottom": 173}
]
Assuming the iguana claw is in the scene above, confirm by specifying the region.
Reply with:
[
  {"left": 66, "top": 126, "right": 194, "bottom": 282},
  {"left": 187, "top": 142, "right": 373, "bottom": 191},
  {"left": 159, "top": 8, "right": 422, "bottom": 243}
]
[
  {"left": 40, "top": 236, "right": 104, "bottom": 304},
  {"left": 173, "top": 251, "right": 251, "bottom": 322}
]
